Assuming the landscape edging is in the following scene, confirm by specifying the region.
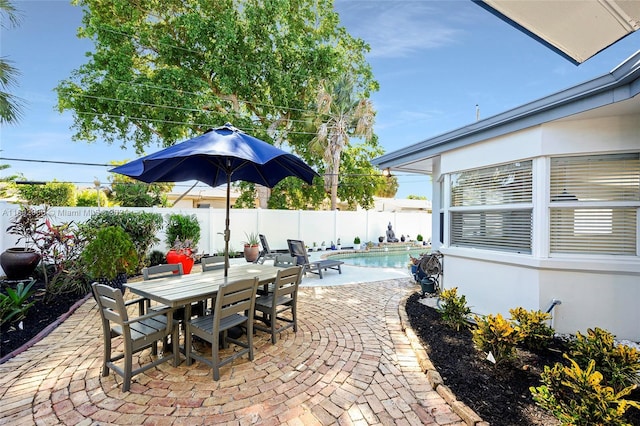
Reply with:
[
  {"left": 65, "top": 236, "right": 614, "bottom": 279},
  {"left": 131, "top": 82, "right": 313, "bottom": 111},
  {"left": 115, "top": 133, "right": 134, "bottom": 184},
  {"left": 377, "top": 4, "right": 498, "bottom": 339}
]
[
  {"left": 0, "top": 293, "right": 92, "bottom": 364},
  {"left": 398, "top": 293, "right": 488, "bottom": 426}
]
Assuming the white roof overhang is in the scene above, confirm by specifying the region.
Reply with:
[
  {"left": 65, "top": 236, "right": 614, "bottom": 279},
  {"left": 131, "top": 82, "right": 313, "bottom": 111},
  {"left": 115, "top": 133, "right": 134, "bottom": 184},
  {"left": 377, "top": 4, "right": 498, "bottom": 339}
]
[{"left": 474, "top": 0, "right": 640, "bottom": 64}]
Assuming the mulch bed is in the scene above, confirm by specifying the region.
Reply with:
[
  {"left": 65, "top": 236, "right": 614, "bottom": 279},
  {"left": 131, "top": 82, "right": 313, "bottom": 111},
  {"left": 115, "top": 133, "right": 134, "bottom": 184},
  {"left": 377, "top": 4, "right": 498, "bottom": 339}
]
[
  {"left": 404, "top": 292, "right": 640, "bottom": 426},
  {"left": 1, "top": 279, "right": 89, "bottom": 360}
]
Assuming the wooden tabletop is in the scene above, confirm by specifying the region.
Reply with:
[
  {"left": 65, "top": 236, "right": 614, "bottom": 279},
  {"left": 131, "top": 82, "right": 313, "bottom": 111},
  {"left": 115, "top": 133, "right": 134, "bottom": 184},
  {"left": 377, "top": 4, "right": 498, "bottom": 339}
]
[{"left": 125, "top": 263, "right": 282, "bottom": 308}]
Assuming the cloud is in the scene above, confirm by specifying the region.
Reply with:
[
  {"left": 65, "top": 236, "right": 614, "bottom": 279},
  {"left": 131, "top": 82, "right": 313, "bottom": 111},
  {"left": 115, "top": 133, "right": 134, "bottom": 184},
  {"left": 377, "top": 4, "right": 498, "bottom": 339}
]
[{"left": 335, "top": 1, "right": 463, "bottom": 59}]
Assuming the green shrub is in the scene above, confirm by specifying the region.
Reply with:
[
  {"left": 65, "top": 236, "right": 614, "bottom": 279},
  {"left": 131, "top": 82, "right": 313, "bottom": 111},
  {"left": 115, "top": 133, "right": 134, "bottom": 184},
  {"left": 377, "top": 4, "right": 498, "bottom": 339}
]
[
  {"left": 147, "top": 250, "right": 166, "bottom": 266},
  {"left": 509, "top": 307, "right": 554, "bottom": 351},
  {"left": 81, "top": 226, "right": 138, "bottom": 280},
  {"left": 437, "top": 287, "right": 471, "bottom": 331},
  {"left": 44, "top": 269, "right": 91, "bottom": 300},
  {"left": 165, "top": 213, "right": 201, "bottom": 248},
  {"left": 83, "top": 210, "right": 163, "bottom": 272},
  {"left": 0, "top": 279, "right": 36, "bottom": 327},
  {"left": 472, "top": 313, "right": 521, "bottom": 365},
  {"left": 531, "top": 355, "right": 640, "bottom": 425},
  {"left": 16, "top": 181, "right": 76, "bottom": 206},
  {"left": 416, "top": 234, "right": 423, "bottom": 241},
  {"left": 570, "top": 327, "right": 640, "bottom": 392},
  {"left": 75, "top": 189, "right": 108, "bottom": 207}
]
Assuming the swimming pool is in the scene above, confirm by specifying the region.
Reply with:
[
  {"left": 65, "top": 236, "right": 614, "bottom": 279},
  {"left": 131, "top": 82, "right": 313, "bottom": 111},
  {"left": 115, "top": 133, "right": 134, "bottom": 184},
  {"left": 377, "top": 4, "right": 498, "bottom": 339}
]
[{"left": 331, "top": 248, "right": 428, "bottom": 269}]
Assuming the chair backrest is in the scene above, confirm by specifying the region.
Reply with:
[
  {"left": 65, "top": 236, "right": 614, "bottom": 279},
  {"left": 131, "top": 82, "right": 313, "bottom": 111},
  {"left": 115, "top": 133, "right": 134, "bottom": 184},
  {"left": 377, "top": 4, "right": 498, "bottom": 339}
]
[
  {"left": 287, "top": 239, "right": 309, "bottom": 267},
  {"left": 201, "top": 255, "right": 225, "bottom": 272},
  {"left": 92, "top": 282, "right": 129, "bottom": 326},
  {"left": 274, "top": 254, "right": 297, "bottom": 267},
  {"left": 143, "top": 263, "right": 183, "bottom": 280},
  {"left": 273, "top": 266, "right": 303, "bottom": 300},
  {"left": 259, "top": 234, "right": 272, "bottom": 254},
  {"left": 213, "top": 277, "right": 259, "bottom": 325}
]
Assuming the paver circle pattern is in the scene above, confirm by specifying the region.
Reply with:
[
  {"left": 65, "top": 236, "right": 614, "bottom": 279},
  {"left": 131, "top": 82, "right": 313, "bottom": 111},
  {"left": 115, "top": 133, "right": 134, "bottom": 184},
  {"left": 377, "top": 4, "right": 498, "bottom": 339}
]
[{"left": 0, "top": 278, "right": 464, "bottom": 425}]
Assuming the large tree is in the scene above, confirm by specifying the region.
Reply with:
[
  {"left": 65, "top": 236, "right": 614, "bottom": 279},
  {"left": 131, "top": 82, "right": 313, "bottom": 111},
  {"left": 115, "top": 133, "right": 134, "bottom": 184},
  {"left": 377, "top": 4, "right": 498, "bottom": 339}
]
[
  {"left": 310, "top": 75, "right": 376, "bottom": 210},
  {"left": 0, "top": 0, "right": 24, "bottom": 125},
  {"left": 108, "top": 161, "right": 173, "bottom": 207},
  {"left": 56, "top": 0, "right": 379, "bottom": 208}
]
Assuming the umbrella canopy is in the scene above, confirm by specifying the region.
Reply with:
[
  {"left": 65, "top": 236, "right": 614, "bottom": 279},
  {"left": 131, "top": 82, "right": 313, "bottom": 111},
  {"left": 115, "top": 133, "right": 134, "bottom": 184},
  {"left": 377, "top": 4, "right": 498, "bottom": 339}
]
[{"left": 110, "top": 123, "right": 318, "bottom": 276}]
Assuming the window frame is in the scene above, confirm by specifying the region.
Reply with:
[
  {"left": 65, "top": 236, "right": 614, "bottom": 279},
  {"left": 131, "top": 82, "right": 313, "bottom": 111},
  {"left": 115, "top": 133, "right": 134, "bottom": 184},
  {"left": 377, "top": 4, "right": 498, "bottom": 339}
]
[
  {"left": 548, "top": 153, "right": 639, "bottom": 256},
  {"left": 449, "top": 160, "right": 533, "bottom": 254}
]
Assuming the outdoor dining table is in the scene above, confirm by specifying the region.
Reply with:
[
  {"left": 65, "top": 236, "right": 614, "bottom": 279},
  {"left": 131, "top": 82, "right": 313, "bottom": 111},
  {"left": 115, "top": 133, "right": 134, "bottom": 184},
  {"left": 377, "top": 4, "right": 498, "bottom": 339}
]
[{"left": 124, "top": 263, "right": 283, "bottom": 320}]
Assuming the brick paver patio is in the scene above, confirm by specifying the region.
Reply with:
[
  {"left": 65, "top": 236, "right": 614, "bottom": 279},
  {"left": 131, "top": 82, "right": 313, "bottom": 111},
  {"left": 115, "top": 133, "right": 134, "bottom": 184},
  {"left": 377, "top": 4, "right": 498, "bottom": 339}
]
[{"left": 0, "top": 277, "right": 466, "bottom": 425}]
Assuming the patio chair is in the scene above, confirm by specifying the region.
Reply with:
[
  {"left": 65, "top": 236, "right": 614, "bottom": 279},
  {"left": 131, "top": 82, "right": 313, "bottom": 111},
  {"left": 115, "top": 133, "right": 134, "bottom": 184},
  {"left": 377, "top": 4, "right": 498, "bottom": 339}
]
[
  {"left": 287, "top": 239, "right": 344, "bottom": 279},
  {"left": 92, "top": 282, "right": 179, "bottom": 392},
  {"left": 141, "top": 263, "right": 185, "bottom": 350},
  {"left": 274, "top": 254, "right": 297, "bottom": 267},
  {"left": 142, "top": 263, "right": 183, "bottom": 280},
  {"left": 256, "top": 234, "right": 279, "bottom": 264},
  {"left": 143, "top": 262, "right": 206, "bottom": 322},
  {"left": 185, "top": 277, "right": 259, "bottom": 380},
  {"left": 254, "top": 266, "right": 303, "bottom": 344},
  {"left": 201, "top": 255, "right": 225, "bottom": 272}
]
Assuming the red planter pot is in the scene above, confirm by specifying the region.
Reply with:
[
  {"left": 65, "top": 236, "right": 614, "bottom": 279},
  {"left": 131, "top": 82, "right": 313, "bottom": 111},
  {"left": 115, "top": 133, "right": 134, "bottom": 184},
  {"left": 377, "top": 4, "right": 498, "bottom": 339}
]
[{"left": 166, "top": 249, "right": 194, "bottom": 274}]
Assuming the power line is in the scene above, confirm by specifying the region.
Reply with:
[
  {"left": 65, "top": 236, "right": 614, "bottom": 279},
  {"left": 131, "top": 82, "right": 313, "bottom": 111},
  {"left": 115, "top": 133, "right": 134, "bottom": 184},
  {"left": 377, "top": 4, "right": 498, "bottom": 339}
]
[
  {"left": 74, "top": 111, "right": 319, "bottom": 136},
  {"left": 0, "top": 157, "right": 111, "bottom": 167},
  {"left": 1, "top": 157, "right": 423, "bottom": 182},
  {"left": 71, "top": 89, "right": 316, "bottom": 125}
]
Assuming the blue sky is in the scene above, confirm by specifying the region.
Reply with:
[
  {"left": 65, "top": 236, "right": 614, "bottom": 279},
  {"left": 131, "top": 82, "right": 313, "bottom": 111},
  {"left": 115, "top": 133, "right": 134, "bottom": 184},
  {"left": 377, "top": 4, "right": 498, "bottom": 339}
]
[{"left": 2, "top": 0, "right": 639, "bottom": 200}]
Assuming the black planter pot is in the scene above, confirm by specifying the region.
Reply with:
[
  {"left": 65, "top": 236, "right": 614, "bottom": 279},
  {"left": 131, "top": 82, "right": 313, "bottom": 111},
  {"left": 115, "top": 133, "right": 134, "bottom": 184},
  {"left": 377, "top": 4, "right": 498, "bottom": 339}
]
[
  {"left": 96, "top": 273, "right": 128, "bottom": 294},
  {"left": 0, "top": 248, "right": 41, "bottom": 281}
]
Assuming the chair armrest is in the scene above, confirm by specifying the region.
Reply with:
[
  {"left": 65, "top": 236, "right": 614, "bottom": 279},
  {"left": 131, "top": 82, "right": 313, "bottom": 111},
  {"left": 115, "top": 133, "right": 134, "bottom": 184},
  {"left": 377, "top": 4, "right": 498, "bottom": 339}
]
[
  {"left": 124, "top": 306, "right": 175, "bottom": 325},
  {"left": 125, "top": 297, "right": 148, "bottom": 315}
]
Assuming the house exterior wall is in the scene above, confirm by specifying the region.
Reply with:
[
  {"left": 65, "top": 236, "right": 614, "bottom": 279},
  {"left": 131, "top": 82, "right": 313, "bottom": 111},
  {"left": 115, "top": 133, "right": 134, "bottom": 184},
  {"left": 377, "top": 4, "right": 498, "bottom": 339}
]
[
  {"left": 435, "top": 113, "right": 640, "bottom": 341},
  {"left": 539, "top": 269, "right": 640, "bottom": 340}
]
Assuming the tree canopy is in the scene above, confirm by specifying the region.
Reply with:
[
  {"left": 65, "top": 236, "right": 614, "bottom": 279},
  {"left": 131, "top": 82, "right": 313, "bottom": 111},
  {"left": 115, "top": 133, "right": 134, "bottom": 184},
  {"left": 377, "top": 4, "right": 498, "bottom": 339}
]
[
  {"left": 58, "top": 0, "right": 384, "bottom": 209},
  {"left": 310, "top": 76, "right": 376, "bottom": 210},
  {"left": 0, "top": 0, "right": 24, "bottom": 125}
]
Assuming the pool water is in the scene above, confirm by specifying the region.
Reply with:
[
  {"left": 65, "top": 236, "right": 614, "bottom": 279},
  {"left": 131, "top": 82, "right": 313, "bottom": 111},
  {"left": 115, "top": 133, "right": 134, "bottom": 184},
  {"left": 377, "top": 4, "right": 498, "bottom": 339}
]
[{"left": 334, "top": 249, "right": 427, "bottom": 269}]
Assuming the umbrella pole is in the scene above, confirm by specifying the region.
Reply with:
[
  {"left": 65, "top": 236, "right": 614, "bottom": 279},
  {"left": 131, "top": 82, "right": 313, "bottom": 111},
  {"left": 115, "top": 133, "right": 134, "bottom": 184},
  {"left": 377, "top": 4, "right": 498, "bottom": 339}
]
[{"left": 224, "top": 174, "right": 231, "bottom": 277}]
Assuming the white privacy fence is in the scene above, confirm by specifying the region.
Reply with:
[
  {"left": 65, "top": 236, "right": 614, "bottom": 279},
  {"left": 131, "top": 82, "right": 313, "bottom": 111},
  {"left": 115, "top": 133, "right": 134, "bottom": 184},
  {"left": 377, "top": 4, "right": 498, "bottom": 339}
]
[{"left": 0, "top": 202, "right": 432, "bottom": 258}]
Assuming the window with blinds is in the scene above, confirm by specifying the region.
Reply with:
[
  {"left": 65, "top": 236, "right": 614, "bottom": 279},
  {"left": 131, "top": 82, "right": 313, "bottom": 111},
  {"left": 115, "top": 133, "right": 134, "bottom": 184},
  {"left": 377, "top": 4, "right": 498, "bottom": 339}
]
[
  {"left": 550, "top": 153, "right": 639, "bottom": 255},
  {"left": 450, "top": 161, "right": 533, "bottom": 253}
]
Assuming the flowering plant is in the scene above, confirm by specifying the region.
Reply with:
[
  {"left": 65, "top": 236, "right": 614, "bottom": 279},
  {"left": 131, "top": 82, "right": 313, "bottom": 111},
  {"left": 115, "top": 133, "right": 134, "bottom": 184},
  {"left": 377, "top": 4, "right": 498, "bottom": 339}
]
[{"left": 171, "top": 238, "right": 198, "bottom": 260}]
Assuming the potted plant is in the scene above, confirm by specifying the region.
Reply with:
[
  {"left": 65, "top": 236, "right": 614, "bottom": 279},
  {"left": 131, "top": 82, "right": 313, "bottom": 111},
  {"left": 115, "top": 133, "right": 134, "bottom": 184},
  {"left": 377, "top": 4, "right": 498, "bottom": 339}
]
[
  {"left": 165, "top": 214, "right": 200, "bottom": 274},
  {"left": 1, "top": 205, "right": 47, "bottom": 281},
  {"left": 336, "top": 238, "right": 341, "bottom": 250},
  {"left": 320, "top": 241, "right": 326, "bottom": 251},
  {"left": 166, "top": 238, "right": 198, "bottom": 274},
  {"left": 353, "top": 236, "right": 360, "bottom": 247},
  {"left": 242, "top": 232, "right": 260, "bottom": 262},
  {"left": 81, "top": 226, "right": 139, "bottom": 293}
]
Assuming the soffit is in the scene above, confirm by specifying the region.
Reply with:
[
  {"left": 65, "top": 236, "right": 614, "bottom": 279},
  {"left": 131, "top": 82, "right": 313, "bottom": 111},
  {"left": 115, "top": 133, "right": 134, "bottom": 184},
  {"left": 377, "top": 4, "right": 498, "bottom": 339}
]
[{"left": 476, "top": 0, "right": 640, "bottom": 64}]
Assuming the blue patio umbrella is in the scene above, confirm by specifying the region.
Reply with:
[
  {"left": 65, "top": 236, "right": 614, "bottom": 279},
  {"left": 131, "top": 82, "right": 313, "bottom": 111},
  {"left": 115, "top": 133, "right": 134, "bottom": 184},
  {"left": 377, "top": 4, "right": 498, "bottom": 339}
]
[{"left": 110, "top": 123, "right": 318, "bottom": 276}]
